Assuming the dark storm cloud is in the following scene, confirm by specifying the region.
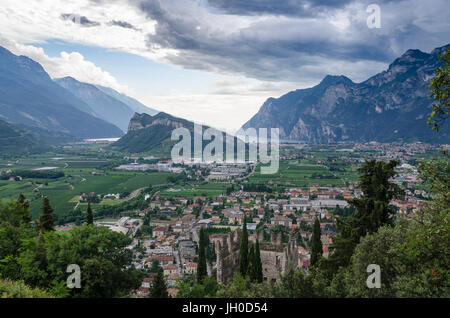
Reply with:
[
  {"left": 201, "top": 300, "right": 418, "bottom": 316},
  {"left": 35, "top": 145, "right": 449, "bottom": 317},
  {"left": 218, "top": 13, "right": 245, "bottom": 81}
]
[
  {"left": 110, "top": 20, "right": 140, "bottom": 30},
  {"left": 206, "top": 0, "right": 352, "bottom": 16},
  {"left": 134, "top": 0, "right": 450, "bottom": 84},
  {"left": 61, "top": 14, "right": 100, "bottom": 27}
]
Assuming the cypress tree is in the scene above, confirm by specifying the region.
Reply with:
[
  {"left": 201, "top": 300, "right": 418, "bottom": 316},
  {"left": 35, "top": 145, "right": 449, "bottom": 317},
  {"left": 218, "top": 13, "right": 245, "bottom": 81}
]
[
  {"left": 248, "top": 243, "right": 256, "bottom": 281},
  {"left": 149, "top": 270, "right": 169, "bottom": 298},
  {"left": 311, "top": 217, "right": 323, "bottom": 266},
  {"left": 17, "top": 193, "right": 31, "bottom": 224},
  {"left": 86, "top": 201, "right": 94, "bottom": 225},
  {"left": 39, "top": 196, "right": 54, "bottom": 232},
  {"left": 197, "top": 227, "right": 207, "bottom": 283},
  {"left": 254, "top": 239, "right": 263, "bottom": 283},
  {"left": 239, "top": 214, "right": 249, "bottom": 277}
]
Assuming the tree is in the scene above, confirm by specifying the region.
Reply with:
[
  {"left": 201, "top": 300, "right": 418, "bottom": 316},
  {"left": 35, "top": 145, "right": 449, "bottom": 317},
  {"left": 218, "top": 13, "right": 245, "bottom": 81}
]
[
  {"left": 327, "top": 160, "right": 402, "bottom": 270},
  {"left": 310, "top": 217, "right": 323, "bottom": 267},
  {"left": 428, "top": 47, "right": 450, "bottom": 131},
  {"left": 254, "top": 239, "right": 263, "bottom": 283},
  {"left": 247, "top": 243, "right": 255, "bottom": 281},
  {"left": 239, "top": 215, "right": 249, "bottom": 277},
  {"left": 197, "top": 227, "right": 207, "bottom": 283},
  {"left": 86, "top": 202, "right": 93, "bottom": 225},
  {"left": 149, "top": 259, "right": 161, "bottom": 273},
  {"left": 39, "top": 196, "right": 54, "bottom": 232},
  {"left": 150, "top": 270, "right": 169, "bottom": 298},
  {"left": 275, "top": 269, "right": 314, "bottom": 298},
  {"left": 17, "top": 193, "right": 31, "bottom": 224}
]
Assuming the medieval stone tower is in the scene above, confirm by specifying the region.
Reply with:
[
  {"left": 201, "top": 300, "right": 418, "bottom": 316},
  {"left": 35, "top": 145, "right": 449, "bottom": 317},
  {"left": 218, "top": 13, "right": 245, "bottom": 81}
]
[{"left": 214, "top": 229, "right": 298, "bottom": 284}]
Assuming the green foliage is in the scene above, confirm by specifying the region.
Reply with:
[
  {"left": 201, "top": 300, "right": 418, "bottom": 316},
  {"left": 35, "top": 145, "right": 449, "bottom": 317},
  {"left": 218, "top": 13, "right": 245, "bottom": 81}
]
[
  {"left": 310, "top": 218, "right": 323, "bottom": 267},
  {"left": 328, "top": 160, "right": 402, "bottom": 270},
  {"left": 428, "top": 48, "right": 450, "bottom": 131},
  {"left": 176, "top": 276, "right": 219, "bottom": 298},
  {"left": 216, "top": 273, "right": 274, "bottom": 298},
  {"left": 0, "top": 279, "right": 52, "bottom": 298},
  {"left": 0, "top": 198, "right": 143, "bottom": 298},
  {"left": 39, "top": 196, "right": 54, "bottom": 232},
  {"left": 197, "top": 227, "right": 207, "bottom": 283},
  {"left": 86, "top": 202, "right": 93, "bottom": 225},
  {"left": 239, "top": 215, "right": 249, "bottom": 277},
  {"left": 149, "top": 270, "right": 169, "bottom": 298},
  {"left": 274, "top": 269, "right": 314, "bottom": 298}
]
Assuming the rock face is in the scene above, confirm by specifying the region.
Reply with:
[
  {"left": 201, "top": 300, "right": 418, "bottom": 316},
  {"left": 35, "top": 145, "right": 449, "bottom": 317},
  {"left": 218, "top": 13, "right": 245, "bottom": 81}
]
[
  {"left": 242, "top": 44, "right": 450, "bottom": 143},
  {"left": 113, "top": 112, "right": 196, "bottom": 153},
  {"left": 0, "top": 46, "right": 123, "bottom": 139},
  {"left": 127, "top": 112, "right": 191, "bottom": 132}
]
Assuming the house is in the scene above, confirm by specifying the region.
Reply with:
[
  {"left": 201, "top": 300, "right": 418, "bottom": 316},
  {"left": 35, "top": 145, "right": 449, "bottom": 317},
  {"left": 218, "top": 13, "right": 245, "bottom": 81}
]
[
  {"left": 184, "top": 262, "right": 198, "bottom": 275},
  {"left": 163, "top": 264, "right": 178, "bottom": 276},
  {"left": 167, "top": 273, "right": 180, "bottom": 288},
  {"left": 271, "top": 216, "right": 292, "bottom": 227},
  {"left": 152, "top": 227, "right": 168, "bottom": 238}
]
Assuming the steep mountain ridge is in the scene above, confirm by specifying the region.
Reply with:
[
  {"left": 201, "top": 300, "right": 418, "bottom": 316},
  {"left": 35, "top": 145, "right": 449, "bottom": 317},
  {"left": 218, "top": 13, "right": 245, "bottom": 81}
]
[{"left": 242, "top": 44, "right": 450, "bottom": 143}]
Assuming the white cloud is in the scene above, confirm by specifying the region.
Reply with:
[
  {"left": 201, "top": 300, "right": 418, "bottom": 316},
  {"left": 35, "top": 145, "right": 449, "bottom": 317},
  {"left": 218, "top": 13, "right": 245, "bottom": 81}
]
[{"left": 0, "top": 37, "right": 129, "bottom": 93}]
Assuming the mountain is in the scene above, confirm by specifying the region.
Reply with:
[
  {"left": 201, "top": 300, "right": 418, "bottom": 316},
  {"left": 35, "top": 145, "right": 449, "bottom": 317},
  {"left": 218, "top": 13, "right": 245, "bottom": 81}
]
[
  {"left": 95, "top": 85, "right": 159, "bottom": 117},
  {"left": 242, "top": 44, "right": 450, "bottom": 143},
  {"left": 113, "top": 112, "right": 240, "bottom": 156},
  {"left": 55, "top": 77, "right": 137, "bottom": 132},
  {"left": 0, "top": 118, "right": 48, "bottom": 155},
  {"left": 112, "top": 112, "right": 195, "bottom": 153},
  {"left": 0, "top": 46, "right": 123, "bottom": 139}
]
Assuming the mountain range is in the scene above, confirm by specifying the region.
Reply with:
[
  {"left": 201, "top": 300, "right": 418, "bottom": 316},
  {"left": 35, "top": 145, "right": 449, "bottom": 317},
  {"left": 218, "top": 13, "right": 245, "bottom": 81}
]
[
  {"left": 0, "top": 46, "right": 124, "bottom": 139},
  {"left": 242, "top": 44, "right": 450, "bottom": 143},
  {"left": 55, "top": 77, "right": 158, "bottom": 132},
  {"left": 0, "top": 46, "right": 159, "bottom": 144}
]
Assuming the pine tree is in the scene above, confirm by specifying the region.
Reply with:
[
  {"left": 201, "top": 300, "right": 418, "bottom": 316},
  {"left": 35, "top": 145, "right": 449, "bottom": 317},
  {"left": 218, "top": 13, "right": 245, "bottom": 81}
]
[
  {"left": 86, "top": 202, "right": 94, "bottom": 225},
  {"left": 149, "top": 270, "right": 169, "bottom": 298},
  {"left": 39, "top": 196, "right": 54, "bottom": 232},
  {"left": 254, "top": 239, "right": 263, "bottom": 283},
  {"left": 328, "top": 160, "right": 402, "bottom": 270},
  {"left": 239, "top": 214, "right": 249, "bottom": 277},
  {"left": 310, "top": 217, "right": 323, "bottom": 266},
  {"left": 197, "top": 227, "right": 207, "bottom": 283},
  {"left": 17, "top": 193, "right": 31, "bottom": 224}
]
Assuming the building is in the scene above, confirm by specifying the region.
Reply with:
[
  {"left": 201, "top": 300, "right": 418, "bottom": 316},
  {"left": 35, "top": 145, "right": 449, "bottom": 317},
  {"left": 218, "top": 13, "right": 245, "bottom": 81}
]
[{"left": 214, "top": 229, "right": 298, "bottom": 284}]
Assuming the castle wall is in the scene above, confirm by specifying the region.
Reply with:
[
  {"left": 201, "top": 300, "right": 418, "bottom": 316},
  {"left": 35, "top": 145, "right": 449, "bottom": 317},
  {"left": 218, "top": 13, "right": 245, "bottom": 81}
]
[{"left": 214, "top": 229, "right": 298, "bottom": 284}]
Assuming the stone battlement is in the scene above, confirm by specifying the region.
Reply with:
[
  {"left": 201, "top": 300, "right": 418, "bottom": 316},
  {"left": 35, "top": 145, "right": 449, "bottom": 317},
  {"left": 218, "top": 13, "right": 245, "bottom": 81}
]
[{"left": 214, "top": 229, "right": 298, "bottom": 284}]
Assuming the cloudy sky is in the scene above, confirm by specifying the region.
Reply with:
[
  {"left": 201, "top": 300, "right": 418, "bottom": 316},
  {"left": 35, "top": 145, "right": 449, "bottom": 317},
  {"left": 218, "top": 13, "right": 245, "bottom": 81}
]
[{"left": 0, "top": 0, "right": 449, "bottom": 131}]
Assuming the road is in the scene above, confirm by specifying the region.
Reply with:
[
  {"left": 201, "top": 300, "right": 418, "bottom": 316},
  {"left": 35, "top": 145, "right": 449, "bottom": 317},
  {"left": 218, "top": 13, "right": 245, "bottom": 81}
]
[{"left": 190, "top": 225, "right": 212, "bottom": 276}]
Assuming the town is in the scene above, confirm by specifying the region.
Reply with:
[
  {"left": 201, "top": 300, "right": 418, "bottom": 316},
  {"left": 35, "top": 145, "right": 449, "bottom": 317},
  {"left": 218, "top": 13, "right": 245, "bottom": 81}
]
[{"left": 8, "top": 141, "right": 437, "bottom": 297}]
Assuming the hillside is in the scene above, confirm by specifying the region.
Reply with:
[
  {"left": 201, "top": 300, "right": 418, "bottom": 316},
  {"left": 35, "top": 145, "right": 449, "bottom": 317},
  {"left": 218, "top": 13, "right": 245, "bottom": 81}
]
[
  {"left": 0, "top": 119, "right": 49, "bottom": 155},
  {"left": 55, "top": 77, "right": 136, "bottom": 132},
  {"left": 242, "top": 44, "right": 450, "bottom": 143},
  {"left": 112, "top": 112, "right": 195, "bottom": 154},
  {"left": 0, "top": 46, "right": 123, "bottom": 139}
]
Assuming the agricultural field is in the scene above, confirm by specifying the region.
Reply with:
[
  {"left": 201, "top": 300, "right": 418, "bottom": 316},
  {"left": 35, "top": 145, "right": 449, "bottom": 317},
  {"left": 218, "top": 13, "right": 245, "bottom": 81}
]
[
  {"left": 0, "top": 152, "right": 175, "bottom": 219},
  {"left": 249, "top": 160, "right": 359, "bottom": 188}
]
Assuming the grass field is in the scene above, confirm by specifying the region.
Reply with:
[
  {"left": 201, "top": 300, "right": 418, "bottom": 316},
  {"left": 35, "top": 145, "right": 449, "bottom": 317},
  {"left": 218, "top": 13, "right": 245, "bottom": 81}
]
[
  {"left": 0, "top": 151, "right": 175, "bottom": 219},
  {"left": 249, "top": 161, "right": 357, "bottom": 187}
]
